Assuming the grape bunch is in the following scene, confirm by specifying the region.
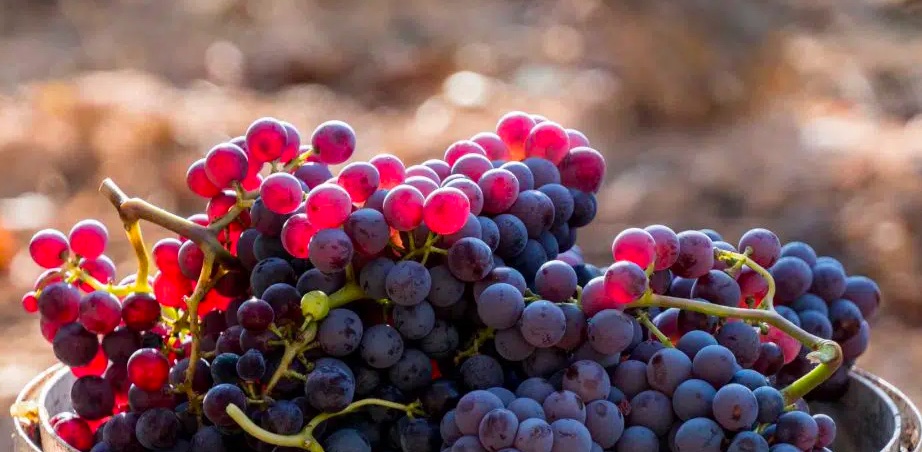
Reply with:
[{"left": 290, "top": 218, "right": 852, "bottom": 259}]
[{"left": 16, "top": 111, "right": 879, "bottom": 452}]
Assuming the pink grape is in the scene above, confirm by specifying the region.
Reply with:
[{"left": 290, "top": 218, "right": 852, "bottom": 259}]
[
  {"left": 612, "top": 228, "right": 657, "bottom": 270},
  {"left": 186, "top": 158, "right": 222, "bottom": 198},
  {"left": 645, "top": 224, "right": 680, "bottom": 271},
  {"left": 472, "top": 132, "right": 510, "bottom": 160},
  {"left": 444, "top": 140, "right": 486, "bottom": 166},
  {"left": 68, "top": 220, "right": 108, "bottom": 260},
  {"left": 524, "top": 121, "right": 570, "bottom": 164},
  {"left": 246, "top": 117, "right": 288, "bottom": 163},
  {"left": 424, "top": 188, "right": 471, "bottom": 235},
  {"left": 337, "top": 162, "right": 380, "bottom": 203},
  {"left": 764, "top": 326, "right": 800, "bottom": 365},
  {"left": 311, "top": 120, "right": 356, "bottom": 164},
  {"left": 382, "top": 185, "right": 425, "bottom": 231},
  {"left": 204, "top": 143, "right": 248, "bottom": 188},
  {"left": 79, "top": 291, "right": 122, "bottom": 335},
  {"left": 603, "top": 261, "right": 648, "bottom": 305},
  {"left": 404, "top": 176, "right": 439, "bottom": 198},
  {"left": 281, "top": 213, "right": 317, "bottom": 258},
  {"left": 496, "top": 111, "right": 536, "bottom": 159},
  {"left": 259, "top": 172, "right": 304, "bottom": 215},
  {"left": 444, "top": 178, "right": 484, "bottom": 216},
  {"left": 558, "top": 147, "right": 606, "bottom": 193},
  {"left": 738, "top": 268, "right": 768, "bottom": 305},
  {"left": 580, "top": 277, "right": 612, "bottom": 317},
  {"left": 451, "top": 153, "right": 493, "bottom": 182},
  {"left": 78, "top": 256, "right": 116, "bottom": 292},
  {"left": 305, "top": 183, "right": 352, "bottom": 228},
  {"left": 422, "top": 159, "right": 451, "bottom": 181},
  {"left": 566, "top": 129, "right": 590, "bottom": 149},
  {"left": 370, "top": 153, "right": 406, "bottom": 189},
  {"left": 279, "top": 121, "right": 301, "bottom": 163},
  {"left": 241, "top": 172, "right": 262, "bottom": 191},
  {"left": 30, "top": 229, "right": 70, "bottom": 268},
  {"left": 405, "top": 164, "right": 441, "bottom": 184},
  {"left": 478, "top": 168, "right": 520, "bottom": 214}
]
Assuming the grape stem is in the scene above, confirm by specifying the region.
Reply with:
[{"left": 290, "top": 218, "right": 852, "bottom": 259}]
[
  {"left": 263, "top": 323, "right": 318, "bottom": 396},
  {"left": 180, "top": 253, "right": 216, "bottom": 415},
  {"left": 635, "top": 311, "right": 674, "bottom": 348},
  {"left": 715, "top": 248, "right": 776, "bottom": 309},
  {"left": 454, "top": 327, "right": 496, "bottom": 364},
  {"left": 225, "top": 398, "right": 423, "bottom": 451},
  {"left": 628, "top": 292, "right": 842, "bottom": 404}
]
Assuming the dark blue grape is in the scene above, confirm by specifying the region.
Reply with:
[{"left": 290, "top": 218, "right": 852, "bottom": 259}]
[
  {"left": 587, "top": 309, "right": 634, "bottom": 355},
  {"left": 494, "top": 214, "right": 528, "bottom": 259},
  {"left": 388, "top": 348, "right": 432, "bottom": 393},
  {"left": 71, "top": 376, "right": 115, "bottom": 420},
  {"left": 296, "top": 269, "right": 345, "bottom": 296},
  {"left": 780, "top": 241, "right": 817, "bottom": 266},
  {"left": 716, "top": 321, "right": 761, "bottom": 368},
  {"left": 790, "top": 293, "right": 828, "bottom": 316},
  {"left": 52, "top": 322, "right": 99, "bottom": 367},
  {"left": 419, "top": 320, "right": 459, "bottom": 360},
  {"left": 515, "top": 377, "right": 556, "bottom": 403},
  {"left": 318, "top": 308, "right": 364, "bottom": 356},
  {"left": 774, "top": 410, "right": 818, "bottom": 450},
  {"left": 448, "top": 237, "right": 495, "bottom": 282},
  {"left": 135, "top": 408, "right": 179, "bottom": 450},
  {"left": 843, "top": 275, "right": 880, "bottom": 319},
  {"left": 738, "top": 228, "right": 781, "bottom": 268},
  {"left": 691, "top": 270, "right": 741, "bottom": 307},
  {"left": 323, "top": 428, "right": 371, "bottom": 452},
  {"left": 386, "top": 260, "right": 432, "bottom": 306},
  {"left": 568, "top": 190, "right": 596, "bottom": 228},
  {"left": 585, "top": 399, "right": 624, "bottom": 448},
  {"left": 261, "top": 400, "right": 303, "bottom": 434},
  {"left": 460, "top": 354, "right": 504, "bottom": 390},
  {"left": 236, "top": 349, "right": 266, "bottom": 382},
  {"left": 455, "top": 390, "right": 505, "bottom": 435},
  {"left": 427, "top": 264, "right": 466, "bottom": 308},
  {"left": 671, "top": 231, "right": 714, "bottom": 279},
  {"left": 676, "top": 330, "right": 718, "bottom": 360},
  {"left": 478, "top": 283, "right": 525, "bottom": 329},
  {"left": 829, "top": 298, "right": 864, "bottom": 342},
  {"left": 250, "top": 258, "right": 296, "bottom": 298},
  {"left": 507, "top": 397, "right": 545, "bottom": 421},
  {"left": 309, "top": 228, "right": 353, "bottom": 273},
  {"left": 534, "top": 260, "right": 577, "bottom": 303},
  {"left": 305, "top": 364, "right": 354, "bottom": 412},
  {"left": 190, "top": 426, "right": 225, "bottom": 452},
  {"left": 202, "top": 384, "right": 246, "bottom": 427},
  {"left": 508, "top": 239, "right": 548, "bottom": 283},
  {"left": 731, "top": 369, "right": 768, "bottom": 390},
  {"left": 519, "top": 300, "right": 566, "bottom": 348},
  {"left": 753, "top": 386, "right": 784, "bottom": 423},
  {"left": 359, "top": 257, "right": 394, "bottom": 300},
  {"left": 477, "top": 408, "right": 519, "bottom": 451},
  {"left": 672, "top": 379, "right": 716, "bottom": 421},
  {"left": 344, "top": 208, "right": 390, "bottom": 256},
  {"left": 610, "top": 360, "right": 649, "bottom": 399},
  {"left": 713, "top": 383, "right": 758, "bottom": 431},
  {"left": 537, "top": 183, "right": 574, "bottom": 227},
  {"left": 727, "top": 430, "right": 770, "bottom": 452},
  {"left": 646, "top": 348, "right": 692, "bottom": 396},
  {"left": 810, "top": 262, "right": 847, "bottom": 302},
  {"left": 692, "top": 345, "right": 736, "bottom": 387},
  {"left": 770, "top": 257, "right": 813, "bottom": 303},
  {"left": 628, "top": 390, "right": 674, "bottom": 436},
  {"left": 500, "top": 161, "right": 535, "bottom": 192},
  {"left": 615, "top": 425, "right": 658, "bottom": 452},
  {"left": 674, "top": 417, "right": 724, "bottom": 452}
]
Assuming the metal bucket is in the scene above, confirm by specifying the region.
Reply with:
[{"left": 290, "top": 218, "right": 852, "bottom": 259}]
[{"left": 11, "top": 365, "right": 922, "bottom": 451}]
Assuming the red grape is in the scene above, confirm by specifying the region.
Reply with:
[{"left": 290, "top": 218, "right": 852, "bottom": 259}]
[
  {"left": 259, "top": 172, "right": 304, "bottom": 215},
  {"left": 121, "top": 293, "right": 161, "bottom": 331},
  {"left": 612, "top": 228, "right": 657, "bottom": 270},
  {"left": 185, "top": 158, "right": 222, "bottom": 198},
  {"left": 444, "top": 140, "right": 487, "bottom": 166},
  {"left": 738, "top": 267, "right": 768, "bottom": 305},
  {"left": 152, "top": 238, "right": 182, "bottom": 275},
  {"left": 496, "top": 111, "right": 536, "bottom": 160},
  {"left": 71, "top": 346, "right": 108, "bottom": 378},
  {"left": 40, "top": 317, "right": 60, "bottom": 343},
  {"left": 422, "top": 159, "right": 451, "bottom": 181},
  {"left": 204, "top": 143, "right": 248, "bottom": 188},
  {"left": 370, "top": 154, "right": 406, "bottom": 189},
  {"left": 603, "top": 261, "right": 648, "bottom": 305},
  {"left": 471, "top": 132, "right": 510, "bottom": 161},
  {"left": 424, "top": 188, "right": 471, "bottom": 235},
  {"left": 29, "top": 229, "right": 70, "bottom": 268},
  {"left": 524, "top": 121, "right": 569, "bottom": 164},
  {"left": 79, "top": 291, "right": 122, "bottom": 335},
  {"left": 405, "top": 175, "right": 439, "bottom": 198},
  {"left": 382, "top": 185, "right": 425, "bottom": 231},
  {"left": 444, "top": 177, "right": 484, "bottom": 216},
  {"left": 311, "top": 120, "right": 356, "bottom": 164},
  {"left": 246, "top": 117, "right": 288, "bottom": 163},
  {"left": 206, "top": 191, "right": 237, "bottom": 221},
  {"left": 478, "top": 168, "right": 519, "bottom": 214},
  {"left": 337, "top": 162, "right": 380, "bottom": 203},
  {"left": 54, "top": 415, "right": 93, "bottom": 451},
  {"left": 22, "top": 291, "right": 38, "bottom": 313},
  {"left": 645, "top": 225, "right": 680, "bottom": 271},
  {"left": 178, "top": 240, "right": 205, "bottom": 280},
  {"left": 153, "top": 271, "right": 192, "bottom": 309},
  {"left": 78, "top": 256, "right": 116, "bottom": 292},
  {"left": 558, "top": 147, "right": 606, "bottom": 193},
  {"left": 241, "top": 172, "right": 263, "bottom": 191},
  {"left": 405, "top": 164, "right": 441, "bottom": 184},
  {"left": 305, "top": 183, "right": 352, "bottom": 228},
  {"left": 451, "top": 153, "right": 493, "bottom": 182},
  {"left": 566, "top": 129, "right": 590, "bottom": 149},
  {"left": 279, "top": 121, "right": 301, "bottom": 163},
  {"left": 281, "top": 213, "right": 317, "bottom": 258},
  {"left": 69, "top": 220, "right": 108, "bottom": 260},
  {"left": 127, "top": 348, "right": 170, "bottom": 391},
  {"left": 38, "top": 282, "right": 80, "bottom": 324}
]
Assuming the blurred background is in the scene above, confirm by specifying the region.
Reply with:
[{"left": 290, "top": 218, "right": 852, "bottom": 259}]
[{"left": 2, "top": 0, "right": 922, "bottom": 445}]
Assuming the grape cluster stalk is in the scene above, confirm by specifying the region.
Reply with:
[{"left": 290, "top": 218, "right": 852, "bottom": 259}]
[{"left": 14, "top": 113, "right": 878, "bottom": 452}]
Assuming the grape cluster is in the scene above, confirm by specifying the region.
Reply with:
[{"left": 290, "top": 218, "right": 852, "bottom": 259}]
[{"left": 18, "top": 112, "right": 879, "bottom": 452}]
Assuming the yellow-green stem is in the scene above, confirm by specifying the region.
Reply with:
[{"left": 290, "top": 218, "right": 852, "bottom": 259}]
[
  {"left": 263, "top": 323, "right": 318, "bottom": 395},
  {"left": 125, "top": 221, "right": 151, "bottom": 291},
  {"left": 636, "top": 311, "right": 674, "bottom": 347},
  {"left": 181, "top": 253, "right": 216, "bottom": 412}
]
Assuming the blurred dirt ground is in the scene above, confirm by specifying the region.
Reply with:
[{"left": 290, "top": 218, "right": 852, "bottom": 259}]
[{"left": 4, "top": 0, "right": 922, "bottom": 447}]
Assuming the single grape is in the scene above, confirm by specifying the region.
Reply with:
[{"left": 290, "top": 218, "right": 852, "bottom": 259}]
[
  {"left": 519, "top": 300, "right": 566, "bottom": 348},
  {"left": 692, "top": 345, "right": 737, "bottom": 387},
  {"left": 712, "top": 383, "right": 758, "bottom": 431},
  {"left": 562, "top": 360, "right": 611, "bottom": 402},
  {"left": 55, "top": 415, "right": 94, "bottom": 452},
  {"left": 568, "top": 189, "right": 597, "bottom": 227},
  {"left": 394, "top": 301, "right": 436, "bottom": 340},
  {"left": 770, "top": 257, "right": 814, "bottom": 302},
  {"left": 829, "top": 298, "right": 864, "bottom": 342},
  {"left": 738, "top": 228, "right": 781, "bottom": 268},
  {"left": 305, "top": 362, "right": 355, "bottom": 412},
  {"left": 614, "top": 425, "right": 658, "bottom": 452},
  {"left": 533, "top": 260, "right": 577, "bottom": 303},
  {"left": 359, "top": 324, "right": 404, "bottom": 369},
  {"left": 586, "top": 309, "right": 634, "bottom": 355},
  {"left": 79, "top": 290, "right": 122, "bottom": 335},
  {"left": 550, "top": 418, "right": 593, "bottom": 452},
  {"left": 71, "top": 375, "right": 115, "bottom": 420},
  {"left": 674, "top": 417, "right": 724, "bottom": 452},
  {"left": 716, "top": 321, "right": 761, "bottom": 368},
  {"left": 447, "top": 237, "right": 495, "bottom": 282},
  {"left": 477, "top": 283, "right": 525, "bottom": 329},
  {"left": 774, "top": 410, "right": 819, "bottom": 450},
  {"left": 809, "top": 262, "right": 847, "bottom": 302},
  {"left": 672, "top": 231, "right": 714, "bottom": 278},
  {"left": 294, "top": 161, "right": 334, "bottom": 190},
  {"left": 507, "top": 190, "right": 555, "bottom": 239},
  {"left": 455, "top": 390, "right": 506, "bottom": 435},
  {"left": 370, "top": 153, "right": 406, "bottom": 188},
  {"left": 387, "top": 348, "right": 432, "bottom": 393},
  {"left": 628, "top": 389, "right": 674, "bottom": 435},
  {"left": 383, "top": 185, "right": 425, "bottom": 231},
  {"left": 543, "top": 389, "right": 587, "bottom": 423},
  {"left": 558, "top": 147, "right": 606, "bottom": 193},
  {"left": 38, "top": 282, "right": 80, "bottom": 324},
  {"left": 676, "top": 330, "right": 718, "bottom": 360},
  {"left": 308, "top": 228, "right": 354, "bottom": 273},
  {"left": 203, "top": 383, "right": 247, "bottom": 427},
  {"left": 603, "top": 261, "right": 648, "bottom": 305},
  {"left": 305, "top": 182, "right": 352, "bottom": 228},
  {"left": 52, "top": 322, "right": 99, "bottom": 367},
  {"left": 336, "top": 161, "right": 380, "bottom": 203},
  {"left": 420, "top": 320, "right": 460, "bottom": 359},
  {"left": 204, "top": 142, "right": 248, "bottom": 188},
  {"left": 461, "top": 354, "right": 504, "bottom": 390},
  {"left": 495, "top": 327, "right": 536, "bottom": 361},
  {"left": 500, "top": 161, "right": 535, "bottom": 192},
  {"left": 310, "top": 120, "right": 355, "bottom": 164},
  {"left": 646, "top": 348, "right": 692, "bottom": 396},
  {"left": 452, "top": 153, "right": 494, "bottom": 182},
  {"left": 186, "top": 158, "right": 222, "bottom": 198},
  {"left": 324, "top": 428, "right": 372, "bottom": 452},
  {"left": 69, "top": 220, "right": 108, "bottom": 260},
  {"left": 444, "top": 140, "right": 487, "bottom": 166},
  {"left": 843, "top": 275, "right": 881, "bottom": 319}
]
